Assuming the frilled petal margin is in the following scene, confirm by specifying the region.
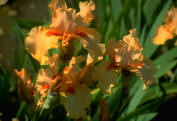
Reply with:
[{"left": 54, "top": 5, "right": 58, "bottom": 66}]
[
  {"left": 77, "top": 27, "right": 105, "bottom": 65},
  {"left": 133, "top": 57, "right": 157, "bottom": 90},
  {"left": 153, "top": 25, "right": 174, "bottom": 45},
  {"left": 60, "top": 83, "right": 91, "bottom": 119},
  {"left": 92, "top": 60, "right": 120, "bottom": 93},
  {"left": 25, "top": 26, "right": 58, "bottom": 65},
  {"left": 15, "top": 68, "right": 36, "bottom": 104}
]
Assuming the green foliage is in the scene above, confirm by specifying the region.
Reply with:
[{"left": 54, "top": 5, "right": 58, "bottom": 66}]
[{"left": 0, "top": 0, "right": 177, "bottom": 121}]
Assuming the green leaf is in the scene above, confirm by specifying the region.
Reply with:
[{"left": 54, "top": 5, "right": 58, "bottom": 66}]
[
  {"left": 170, "top": 68, "right": 177, "bottom": 82},
  {"left": 110, "top": 0, "right": 122, "bottom": 22},
  {"left": 0, "top": 71, "right": 10, "bottom": 106},
  {"left": 119, "top": 18, "right": 128, "bottom": 39},
  {"left": 140, "top": 85, "right": 162, "bottom": 104},
  {"left": 139, "top": 25, "right": 147, "bottom": 45},
  {"left": 162, "top": 82, "right": 177, "bottom": 94},
  {"left": 126, "top": 81, "right": 145, "bottom": 114},
  {"left": 154, "top": 47, "right": 177, "bottom": 66},
  {"left": 141, "top": 82, "right": 177, "bottom": 104},
  {"left": 143, "top": 0, "right": 161, "bottom": 25},
  {"left": 136, "top": 113, "right": 157, "bottom": 121},
  {"left": 15, "top": 19, "right": 45, "bottom": 29},
  {"left": 107, "top": 85, "right": 123, "bottom": 117},
  {"left": 92, "top": 85, "right": 123, "bottom": 121},
  {"left": 136, "top": 0, "right": 142, "bottom": 36},
  {"left": 155, "top": 60, "right": 177, "bottom": 78},
  {"left": 129, "top": 8, "right": 136, "bottom": 29},
  {"left": 116, "top": 95, "right": 174, "bottom": 121},
  {"left": 16, "top": 102, "right": 28, "bottom": 118},
  {"left": 143, "top": 0, "right": 172, "bottom": 57}
]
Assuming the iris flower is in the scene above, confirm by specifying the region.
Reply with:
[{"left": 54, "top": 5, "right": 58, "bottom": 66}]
[
  {"left": 93, "top": 29, "right": 157, "bottom": 92},
  {"left": 153, "top": 7, "right": 177, "bottom": 45}
]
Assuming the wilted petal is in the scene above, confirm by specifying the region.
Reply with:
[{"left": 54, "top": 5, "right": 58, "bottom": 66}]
[
  {"left": 134, "top": 57, "right": 157, "bottom": 87},
  {"left": 153, "top": 25, "right": 174, "bottom": 45},
  {"left": 15, "top": 68, "right": 36, "bottom": 104},
  {"left": 79, "top": 0, "right": 95, "bottom": 24},
  {"left": 25, "top": 26, "right": 58, "bottom": 65},
  {"left": 92, "top": 60, "right": 120, "bottom": 93},
  {"left": 60, "top": 83, "right": 91, "bottom": 119}
]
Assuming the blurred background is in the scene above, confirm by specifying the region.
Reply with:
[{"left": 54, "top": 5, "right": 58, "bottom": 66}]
[{"left": 0, "top": 0, "right": 177, "bottom": 121}]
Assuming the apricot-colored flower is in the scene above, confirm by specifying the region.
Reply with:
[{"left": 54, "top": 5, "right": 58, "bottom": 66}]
[
  {"left": 49, "top": 0, "right": 95, "bottom": 34},
  {"left": 77, "top": 27, "right": 105, "bottom": 65},
  {"left": 153, "top": 7, "right": 177, "bottom": 45},
  {"left": 48, "top": 0, "right": 105, "bottom": 65},
  {"left": 153, "top": 25, "right": 174, "bottom": 45},
  {"left": 79, "top": 0, "right": 95, "bottom": 24},
  {"left": 35, "top": 55, "right": 60, "bottom": 107},
  {"left": 134, "top": 57, "right": 157, "bottom": 88},
  {"left": 107, "top": 29, "right": 157, "bottom": 88},
  {"left": 15, "top": 68, "right": 36, "bottom": 104},
  {"left": 25, "top": 26, "right": 58, "bottom": 65},
  {"left": 92, "top": 60, "right": 120, "bottom": 93},
  {"left": 59, "top": 56, "right": 91, "bottom": 118},
  {"left": 108, "top": 29, "right": 143, "bottom": 69},
  {"left": 62, "top": 56, "right": 84, "bottom": 83},
  {"left": 165, "top": 7, "right": 177, "bottom": 35},
  {"left": 60, "top": 83, "right": 91, "bottom": 119}
]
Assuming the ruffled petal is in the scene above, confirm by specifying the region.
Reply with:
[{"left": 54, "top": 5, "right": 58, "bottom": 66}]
[
  {"left": 109, "top": 29, "right": 143, "bottom": 69},
  {"left": 35, "top": 55, "right": 59, "bottom": 107},
  {"left": 134, "top": 57, "right": 157, "bottom": 88},
  {"left": 165, "top": 7, "right": 177, "bottom": 35},
  {"left": 153, "top": 25, "right": 174, "bottom": 45},
  {"left": 153, "top": 7, "right": 177, "bottom": 45},
  {"left": 60, "top": 83, "right": 91, "bottom": 119},
  {"left": 25, "top": 26, "right": 58, "bottom": 65},
  {"left": 62, "top": 56, "right": 84, "bottom": 82},
  {"left": 50, "top": 8, "right": 84, "bottom": 34},
  {"left": 49, "top": 0, "right": 96, "bottom": 34},
  {"left": 92, "top": 60, "right": 120, "bottom": 93},
  {"left": 79, "top": 0, "right": 95, "bottom": 24},
  {"left": 15, "top": 68, "right": 36, "bottom": 104},
  {"left": 107, "top": 39, "right": 124, "bottom": 62},
  {"left": 49, "top": 0, "right": 67, "bottom": 15},
  {"left": 77, "top": 27, "right": 105, "bottom": 65}
]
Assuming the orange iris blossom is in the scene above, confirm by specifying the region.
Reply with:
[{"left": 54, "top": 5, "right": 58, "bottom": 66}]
[
  {"left": 25, "top": 0, "right": 105, "bottom": 66},
  {"left": 153, "top": 7, "right": 177, "bottom": 45},
  {"left": 93, "top": 29, "right": 157, "bottom": 92},
  {"left": 14, "top": 0, "right": 158, "bottom": 119}
]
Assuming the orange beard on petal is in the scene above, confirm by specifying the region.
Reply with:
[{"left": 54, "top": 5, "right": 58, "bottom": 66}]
[
  {"left": 42, "top": 83, "right": 50, "bottom": 89},
  {"left": 46, "top": 30, "right": 63, "bottom": 36},
  {"left": 66, "top": 86, "right": 75, "bottom": 94},
  {"left": 106, "top": 63, "right": 118, "bottom": 70}
]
